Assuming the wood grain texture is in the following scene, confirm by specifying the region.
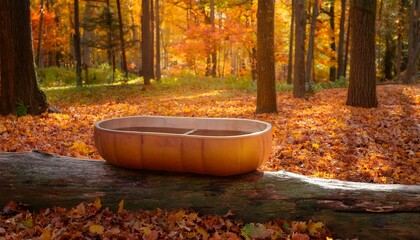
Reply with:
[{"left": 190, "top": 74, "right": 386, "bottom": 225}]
[{"left": 0, "top": 151, "right": 419, "bottom": 239}]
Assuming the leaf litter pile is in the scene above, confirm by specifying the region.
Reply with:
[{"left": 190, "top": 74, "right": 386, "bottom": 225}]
[{"left": 1, "top": 199, "right": 331, "bottom": 240}]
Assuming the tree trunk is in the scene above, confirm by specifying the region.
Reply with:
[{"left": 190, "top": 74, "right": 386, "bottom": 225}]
[
  {"left": 395, "top": 0, "right": 404, "bottom": 82},
  {"left": 305, "top": 0, "right": 318, "bottom": 90},
  {"left": 74, "top": 0, "right": 82, "bottom": 87},
  {"left": 256, "top": 0, "right": 277, "bottom": 114},
  {"left": 286, "top": 0, "right": 294, "bottom": 85},
  {"left": 105, "top": 0, "right": 114, "bottom": 66},
  {"left": 293, "top": 0, "right": 306, "bottom": 98},
  {"left": 329, "top": 2, "right": 337, "bottom": 82},
  {"left": 210, "top": 0, "right": 217, "bottom": 78},
  {"left": 141, "top": 0, "right": 153, "bottom": 85},
  {"left": 0, "top": 0, "right": 48, "bottom": 116},
  {"left": 82, "top": 1, "right": 94, "bottom": 84},
  {"left": 116, "top": 0, "right": 128, "bottom": 79},
  {"left": 403, "top": 0, "right": 420, "bottom": 83},
  {"left": 383, "top": 33, "right": 395, "bottom": 81},
  {"left": 36, "top": 0, "right": 45, "bottom": 68},
  {"left": 344, "top": 16, "right": 350, "bottom": 78},
  {"left": 0, "top": 152, "right": 419, "bottom": 240},
  {"left": 337, "top": 0, "right": 346, "bottom": 78},
  {"left": 155, "top": 0, "right": 161, "bottom": 81},
  {"left": 346, "top": 0, "right": 378, "bottom": 108}
]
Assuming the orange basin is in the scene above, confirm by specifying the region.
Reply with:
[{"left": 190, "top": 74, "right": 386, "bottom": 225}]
[{"left": 94, "top": 116, "right": 272, "bottom": 176}]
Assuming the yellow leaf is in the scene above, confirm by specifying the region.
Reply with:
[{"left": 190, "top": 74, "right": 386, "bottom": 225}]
[
  {"left": 21, "top": 217, "right": 33, "bottom": 228},
  {"left": 93, "top": 198, "right": 102, "bottom": 210},
  {"left": 70, "top": 140, "right": 94, "bottom": 155},
  {"left": 89, "top": 224, "right": 104, "bottom": 235},
  {"left": 308, "top": 221, "right": 324, "bottom": 235},
  {"left": 312, "top": 143, "right": 320, "bottom": 149},
  {"left": 197, "top": 227, "right": 209, "bottom": 240},
  {"left": 140, "top": 226, "right": 152, "bottom": 235},
  {"left": 39, "top": 227, "right": 52, "bottom": 240},
  {"left": 118, "top": 199, "right": 124, "bottom": 214}
]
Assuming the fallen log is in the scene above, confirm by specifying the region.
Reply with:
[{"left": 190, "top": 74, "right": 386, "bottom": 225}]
[{"left": 0, "top": 151, "right": 419, "bottom": 239}]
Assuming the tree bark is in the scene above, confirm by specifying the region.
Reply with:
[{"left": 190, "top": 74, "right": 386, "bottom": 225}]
[
  {"left": 328, "top": 2, "right": 337, "bottom": 82},
  {"left": 36, "top": 0, "right": 45, "bottom": 68},
  {"left": 395, "top": 0, "right": 404, "bottom": 82},
  {"left": 116, "top": 0, "right": 128, "bottom": 79},
  {"left": 0, "top": 0, "right": 48, "bottom": 116},
  {"left": 337, "top": 0, "right": 347, "bottom": 78},
  {"left": 155, "top": 0, "right": 161, "bottom": 81},
  {"left": 0, "top": 151, "right": 419, "bottom": 240},
  {"left": 256, "top": 0, "right": 277, "bottom": 114},
  {"left": 305, "top": 0, "right": 318, "bottom": 89},
  {"left": 74, "top": 0, "right": 83, "bottom": 87},
  {"left": 286, "top": 0, "right": 294, "bottom": 85},
  {"left": 346, "top": 0, "right": 378, "bottom": 108},
  {"left": 383, "top": 33, "right": 395, "bottom": 81},
  {"left": 403, "top": 0, "right": 420, "bottom": 83},
  {"left": 141, "top": 0, "right": 153, "bottom": 85},
  {"left": 293, "top": 0, "right": 306, "bottom": 98},
  {"left": 82, "top": 1, "right": 94, "bottom": 84},
  {"left": 210, "top": 0, "right": 217, "bottom": 78}
]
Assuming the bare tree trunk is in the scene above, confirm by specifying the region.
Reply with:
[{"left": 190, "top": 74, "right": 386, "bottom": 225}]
[
  {"left": 403, "top": 0, "right": 420, "bottom": 83},
  {"left": 305, "top": 0, "right": 318, "bottom": 91},
  {"left": 293, "top": 0, "right": 306, "bottom": 98},
  {"left": 383, "top": 33, "right": 395, "bottom": 81},
  {"left": 82, "top": 1, "right": 94, "bottom": 84},
  {"left": 155, "top": 0, "right": 161, "bottom": 81},
  {"left": 142, "top": 0, "right": 153, "bottom": 85},
  {"left": 329, "top": 2, "right": 337, "bottom": 82},
  {"left": 209, "top": 0, "right": 217, "bottom": 77},
  {"left": 256, "top": 0, "right": 277, "bottom": 114},
  {"left": 344, "top": 18, "right": 350, "bottom": 78},
  {"left": 286, "top": 0, "right": 294, "bottom": 85},
  {"left": 395, "top": 0, "right": 404, "bottom": 81},
  {"left": 36, "top": 0, "right": 45, "bottom": 68},
  {"left": 337, "top": 0, "right": 347, "bottom": 78},
  {"left": 346, "top": 0, "right": 378, "bottom": 108},
  {"left": 74, "top": 0, "right": 82, "bottom": 87},
  {"left": 116, "top": 0, "right": 128, "bottom": 79},
  {"left": 0, "top": 0, "right": 48, "bottom": 115}
]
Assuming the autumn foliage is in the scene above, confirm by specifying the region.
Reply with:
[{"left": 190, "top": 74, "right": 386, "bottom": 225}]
[
  {"left": 0, "top": 199, "right": 331, "bottom": 239},
  {"left": 0, "top": 82, "right": 418, "bottom": 184}
]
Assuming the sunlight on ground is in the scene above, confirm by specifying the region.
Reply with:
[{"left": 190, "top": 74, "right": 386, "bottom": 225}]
[{"left": 1, "top": 84, "right": 419, "bottom": 184}]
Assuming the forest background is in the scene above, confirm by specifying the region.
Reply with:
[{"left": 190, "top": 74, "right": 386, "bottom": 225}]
[{"left": 31, "top": 0, "right": 419, "bottom": 86}]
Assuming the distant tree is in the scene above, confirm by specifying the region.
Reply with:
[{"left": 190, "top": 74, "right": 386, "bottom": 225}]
[
  {"left": 293, "top": 0, "right": 306, "bottom": 98},
  {"left": 155, "top": 0, "right": 161, "bottom": 81},
  {"left": 346, "top": 0, "right": 378, "bottom": 108},
  {"left": 337, "top": 0, "right": 347, "bottom": 78},
  {"left": 0, "top": 0, "right": 48, "bottom": 115},
  {"left": 287, "top": 0, "right": 294, "bottom": 85},
  {"left": 36, "top": 0, "right": 45, "bottom": 67},
  {"left": 395, "top": 0, "right": 406, "bottom": 82},
  {"left": 305, "top": 0, "right": 318, "bottom": 92},
  {"left": 403, "top": 0, "right": 420, "bottom": 83},
  {"left": 256, "top": 0, "right": 277, "bottom": 114},
  {"left": 142, "top": 0, "right": 153, "bottom": 85},
  {"left": 328, "top": 2, "right": 337, "bottom": 82},
  {"left": 74, "top": 0, "right": 82, "bottom": 87},
  {"left": 116, "top": 0, "right": 128, "bottom": 79}
]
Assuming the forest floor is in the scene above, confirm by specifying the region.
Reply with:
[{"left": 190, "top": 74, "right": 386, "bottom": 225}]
[{"left": 0, "top": 81, "right": 419, "bottom": 184}]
